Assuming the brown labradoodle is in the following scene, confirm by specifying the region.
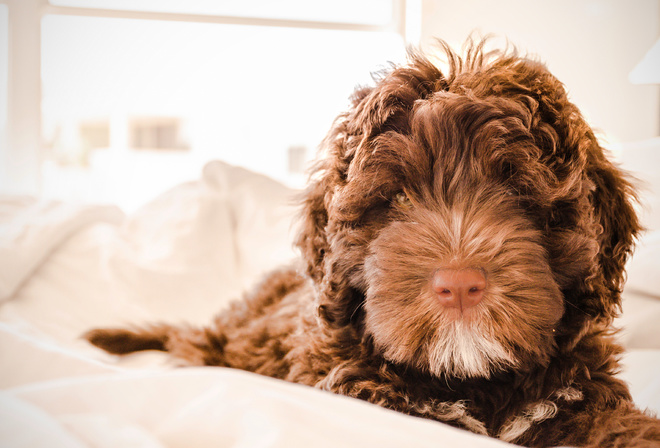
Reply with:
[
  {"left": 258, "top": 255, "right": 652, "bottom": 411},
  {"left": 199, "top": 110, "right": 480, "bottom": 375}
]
[{"left": 86, "top": 40, "right": 660, "bottom": 447}]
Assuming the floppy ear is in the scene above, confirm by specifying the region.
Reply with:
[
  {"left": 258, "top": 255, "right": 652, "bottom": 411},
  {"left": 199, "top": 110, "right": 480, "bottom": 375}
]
[
  {"left": 295, "top": 83, "right": 368, "bottom": 288},
  {"left": 540, "top": 100, "right": 639, "bottom": 322},
  {"left": 294, "top": 118, "right": 355, "bottom": 327},
  {"left": 535, "top": 90, "right": 640, "bottom": 320},
  {"left": 531, "top": 73, "right": 641, "bottom": 319},
  {"left": 584, "top": 134, "right": 640, "bottom": 311},
  {"left": 295, "top": 162, "right": 333, "bottom": 286},
  {"left": 295, "top": 85, "right": 375, "bottom": 286}
]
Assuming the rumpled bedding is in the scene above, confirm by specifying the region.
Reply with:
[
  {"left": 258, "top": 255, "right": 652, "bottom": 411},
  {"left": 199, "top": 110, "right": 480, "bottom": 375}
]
[{"left": 1, "top": 153, "right": 659, "bottom": 447}]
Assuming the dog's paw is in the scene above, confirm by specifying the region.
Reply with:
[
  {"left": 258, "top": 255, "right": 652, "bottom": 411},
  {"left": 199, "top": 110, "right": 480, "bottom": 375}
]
[{"left": 83, "top": 327, "right": 167, "bottom": 355}]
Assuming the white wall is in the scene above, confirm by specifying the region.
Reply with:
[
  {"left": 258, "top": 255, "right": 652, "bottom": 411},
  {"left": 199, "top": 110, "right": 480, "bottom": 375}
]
[
  {"left": 419, "top": 0, "right": 659, "bottom": 144},
  {"left": 0, "top": 0, "right": 41, "bottom": 195}
]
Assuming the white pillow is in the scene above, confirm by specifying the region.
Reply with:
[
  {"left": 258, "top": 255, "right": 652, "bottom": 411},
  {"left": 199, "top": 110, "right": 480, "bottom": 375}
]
[
  {"left": 626, "top": 230, "right": 660, "bottom": 299},
  {"left": 106, "top": 161, "right": 298, "bottom": 324},
  {"left": 203, "top": 161, "right": 298, "bottom": 286},
  {"left": 107, "top": 174, "right": 243, "bottom": 324},
  {"left": 619, "top": 230, "right": 660, "bottom": 348},
  {"left": 616, "top": 138, "right": 660, "bottom": 348},
  {"left": 0, "top": 196, "right": 123, "bottom": 302},
  {"left": 618, "top": 137, "right": 660, "bottom": 232}
]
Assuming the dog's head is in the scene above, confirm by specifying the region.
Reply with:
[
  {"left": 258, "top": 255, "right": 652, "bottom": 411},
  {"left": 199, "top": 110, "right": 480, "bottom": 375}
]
[{"left": 296, "top": 40, "right": 639, "bottom": 380}]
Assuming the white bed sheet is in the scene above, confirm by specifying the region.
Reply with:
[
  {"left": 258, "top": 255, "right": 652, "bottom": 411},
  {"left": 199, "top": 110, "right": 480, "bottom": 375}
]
[
  {"left": 2, "top": 368, "right": 518, "bottom": 448},
  {"left": 1, "top": 157, "right": 659, "bottom": 448}
]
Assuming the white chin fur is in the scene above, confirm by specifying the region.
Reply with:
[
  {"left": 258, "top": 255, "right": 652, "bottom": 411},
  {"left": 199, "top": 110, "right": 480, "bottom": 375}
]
[{"left": 427, "top": 321, "right": 517, "bottom": 379}]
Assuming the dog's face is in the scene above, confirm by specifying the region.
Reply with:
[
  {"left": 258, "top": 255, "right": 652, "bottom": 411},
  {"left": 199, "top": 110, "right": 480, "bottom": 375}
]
[{"left": 297, "top": 42, "right": 639, "bottom": 380}]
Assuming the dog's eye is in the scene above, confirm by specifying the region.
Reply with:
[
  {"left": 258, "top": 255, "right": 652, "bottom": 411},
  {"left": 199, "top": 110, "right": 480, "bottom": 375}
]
[{"left": 393, "top": 192, "right": 412, "bottom": 208}]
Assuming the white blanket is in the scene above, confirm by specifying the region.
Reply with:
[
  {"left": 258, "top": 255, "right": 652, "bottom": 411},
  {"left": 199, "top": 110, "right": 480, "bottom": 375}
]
[
  {"left": 2, "top": 368, "right": 518, "bottom": 448},
  {"left": 1, "top": 158, "right": 659, "bottom": 448},
  {"left": 0, "top": 196, "right": 123, "bottom": 302}
]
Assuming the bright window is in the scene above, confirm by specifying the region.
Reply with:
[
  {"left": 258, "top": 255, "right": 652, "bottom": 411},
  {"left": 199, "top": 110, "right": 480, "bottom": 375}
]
[
  {"left": 0, "top": 5, "right": 7, "bottom": 171},
  {"left": 40, "top": 6, "right": 407, "bottom": 211},
  {"left": 49, "top": 0, "right": 394, "bottom": 25}
]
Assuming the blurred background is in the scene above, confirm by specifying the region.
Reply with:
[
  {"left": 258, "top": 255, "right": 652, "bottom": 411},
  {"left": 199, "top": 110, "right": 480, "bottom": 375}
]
[{"left": 0, "top": 0, "right": 658, "bottom": 212}]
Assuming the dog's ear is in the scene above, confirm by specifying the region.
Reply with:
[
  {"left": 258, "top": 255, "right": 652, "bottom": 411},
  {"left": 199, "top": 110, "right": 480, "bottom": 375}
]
[
  {"left": 471, "top": 52, "right": 641, "bottom": 320},
  {"left": 295, "top": 96, "right": 355, "bottom": 323},
  {"left": 521, "top": 66, "right": 641, "bottom": 320},
  {"left": 546, "top": 119, "right": 640, "bottom": 322},
  {"left": 531, "top": 79, "right": 640, "bottom": 319},
  {"left": 295, "top": 121, "right": 355, "bottom": 327},
  {"left": 295, "top": 83, "right": 366, "bottom": 287},
  {"left": 583, "top": 134, "right": 640, "bottom": 317},
  {"left": 296, "top": 163, "right": 332, "bottom": 286}
]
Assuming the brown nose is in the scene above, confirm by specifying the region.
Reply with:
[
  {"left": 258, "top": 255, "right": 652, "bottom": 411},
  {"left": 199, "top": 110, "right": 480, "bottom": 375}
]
[{"left": 432, "top": 268, "right": 486, "bottom": 311}]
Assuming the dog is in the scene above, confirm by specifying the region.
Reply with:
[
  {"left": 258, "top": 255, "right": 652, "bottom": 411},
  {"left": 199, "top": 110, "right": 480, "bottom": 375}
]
[{"left": 85, "top": 39, "right": 660, "bottom": 447}]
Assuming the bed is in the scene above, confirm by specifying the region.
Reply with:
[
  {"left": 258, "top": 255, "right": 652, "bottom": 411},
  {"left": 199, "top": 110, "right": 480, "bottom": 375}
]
[{"left": 1, "top": 141, "right": 659, "bottom": 448}]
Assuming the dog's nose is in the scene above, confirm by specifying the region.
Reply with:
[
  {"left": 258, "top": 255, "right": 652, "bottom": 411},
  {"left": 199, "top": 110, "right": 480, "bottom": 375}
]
[{"left": 432, "top": 268, "right": 486, "bottom": 312}]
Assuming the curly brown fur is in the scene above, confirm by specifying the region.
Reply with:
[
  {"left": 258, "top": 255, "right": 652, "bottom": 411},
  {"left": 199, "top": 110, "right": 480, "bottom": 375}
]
[{"left": 85, "top": 39, "right": 660, "bottom": 447}]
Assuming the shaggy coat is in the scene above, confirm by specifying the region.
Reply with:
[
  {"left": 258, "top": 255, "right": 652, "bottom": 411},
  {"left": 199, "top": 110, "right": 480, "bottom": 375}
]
[{"left": 86, "top": 41, "right": 660, "bottom": 447}]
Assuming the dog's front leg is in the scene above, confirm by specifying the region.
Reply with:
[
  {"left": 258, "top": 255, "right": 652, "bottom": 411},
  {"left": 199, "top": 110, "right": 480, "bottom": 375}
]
[
  {"left": 316, "top": 371, "right": 489, "bottom": 436},
  {"left": 504, "top": 401, "right": 660, "bottom": 447},
  {"left": 563, "top": 405, "right": 660, "bottom": 448},
  {"left": 84, "top": 324, "right": 228, "bottom": 366}
]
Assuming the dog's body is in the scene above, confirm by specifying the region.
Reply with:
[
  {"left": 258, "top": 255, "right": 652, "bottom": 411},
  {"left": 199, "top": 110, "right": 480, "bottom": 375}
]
[{"left": 86, "top": 41, "right": 660, "bottom": 447}]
